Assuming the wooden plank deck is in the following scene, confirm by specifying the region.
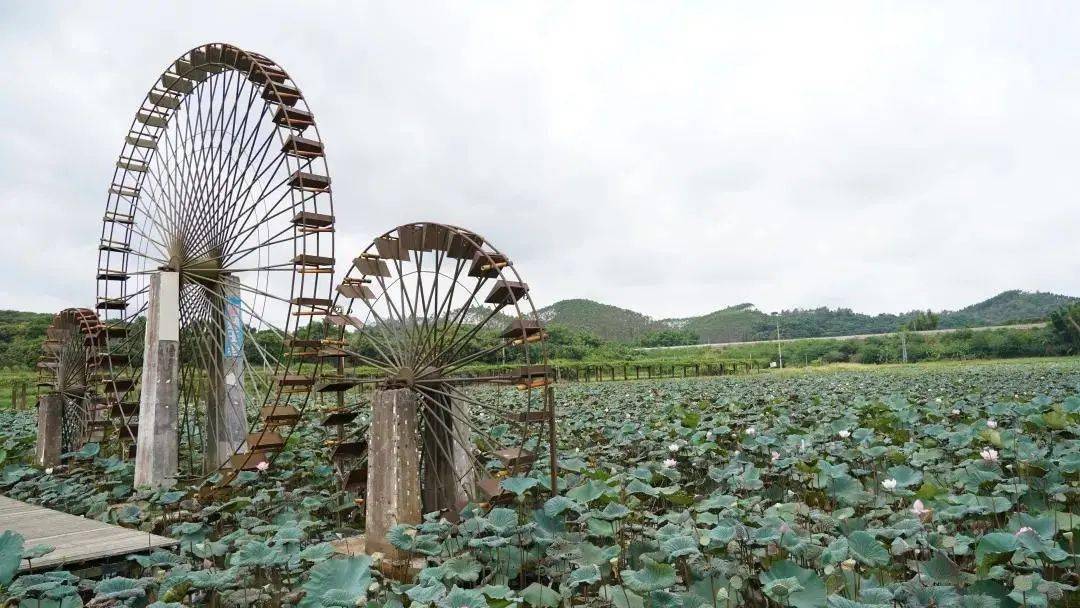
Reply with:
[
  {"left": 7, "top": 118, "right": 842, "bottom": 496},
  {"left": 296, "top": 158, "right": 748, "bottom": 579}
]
[{"left": 0, "top": 495, "right": 177, "bottom": 572}]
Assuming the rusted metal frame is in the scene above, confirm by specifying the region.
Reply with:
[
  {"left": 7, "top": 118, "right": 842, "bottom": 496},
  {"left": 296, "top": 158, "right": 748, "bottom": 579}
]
[
  {"left": 171, "top": 67, "right": 225, "bottom": 256},
  {"left": 191, "top": 279, "right": 285, "bottom": 471},
  {"left": 414, "top": 389, "right": 486, "bottom": 499},
  {"left": 197, "top": 67, "right": 267, "bottom": 247},
  {"left": 194, "top": 101, "right": 283, "bottom": 255},
  {"left": 210, "top": 155, "right": 296, "bottom": 258},
  {"left": 434, "top": 338, "right": 518, "bottom": 378},
  {"left": 365, "top": 263, "right": 424, "bottom": 365},
  {"left": 429, "top": 302, "right": 508, "bottom": 375},
  {"left": 412, "top": 383, "right": 508, "bottom": 451},
  {"left": 409, "top": 236, "right": 449, "bottom": 368},
  {"left": 414, "top": 271, "right": 492, "bottom": 372},
  {"left": 412, "top": 256, "right": 468, "bottom": 369},
  {"left": 341, "top": 286, "right": 410, "bottom": 369},
  {"left": 176, "top": 66, "right": 237, "bottom": 257}
]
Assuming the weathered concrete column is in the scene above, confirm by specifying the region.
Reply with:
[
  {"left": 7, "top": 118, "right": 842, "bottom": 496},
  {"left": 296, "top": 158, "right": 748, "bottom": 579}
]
[
  {"left": 36, "top": 393, "right": 63, "bottom": 468},
  {"left": 134, "top": 272, "right": 180, "bottom": 488},
  {"left": 205, "top": 276, "right": 248, "bottom": 473},
  {"left": 366, "top": 388, "right": 422, "bottom": 559}
]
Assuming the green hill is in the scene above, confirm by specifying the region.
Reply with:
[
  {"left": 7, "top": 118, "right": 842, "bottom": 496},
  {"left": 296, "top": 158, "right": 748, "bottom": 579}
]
[
  {"left": 0, "top": 291, "right": 1073, "bottom": 368},
  {"left": 0, "top": 310, "right": 53, "bottom": 368},
  {"left": 665, "top": 290, "right": 1075, "bottom": 345},
  {"left": 939, "top": 290, "right": 1076, "bottom": 328},
  {"left": 538, "top": 299, "right": 663, "bottom": 343}
]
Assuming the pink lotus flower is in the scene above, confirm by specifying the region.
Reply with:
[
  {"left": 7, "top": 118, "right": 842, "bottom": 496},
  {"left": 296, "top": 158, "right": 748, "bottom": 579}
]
[
  {"left": 911, "top": 501, "right": 928, "bottom": 520},
  {"left": 986, "top": 419, "right": 998, "bottom": 429},
  {"left": 979, "top": 447, "right": 999, "bottom": 462},
  {"left": 1014, "top": 526, "right": 1035, "bottom": 537},
  {"left": 771, "top": 451, "right": 780, "bottom": 462},
  {"left": 256, "top": 461, "right": 270, "bottom": 472}
]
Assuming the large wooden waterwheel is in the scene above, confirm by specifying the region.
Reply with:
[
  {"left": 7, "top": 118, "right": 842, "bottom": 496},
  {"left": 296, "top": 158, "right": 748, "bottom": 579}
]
[
  {"left": 93, "top": 42, "right": 335, "bottom": 485},
  {"left": 295, "top": 222, "right": 557, "bottom": 553}
]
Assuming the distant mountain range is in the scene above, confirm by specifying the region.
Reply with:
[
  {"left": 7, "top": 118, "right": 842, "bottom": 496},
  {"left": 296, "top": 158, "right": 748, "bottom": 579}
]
[
  {"left": 538, "top": 290, "right": 1077, "bottom": 344},
  {"left": 1, "top": 291, "right": 1073, "bottom": 369}
]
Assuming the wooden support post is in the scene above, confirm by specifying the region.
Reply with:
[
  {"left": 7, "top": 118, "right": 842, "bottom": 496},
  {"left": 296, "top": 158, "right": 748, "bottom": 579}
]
[
  {"left": 36, "top": 393, "right": 63, "bottom": 468},
  {"left": 366, "top": 388, "right": 422, "bottom": 560},
  {"left": 134, "top": 272, "right": 180, "bottom": 488},
  {"left": 205, "top": 276, "right": 248, "bottom": 473}
]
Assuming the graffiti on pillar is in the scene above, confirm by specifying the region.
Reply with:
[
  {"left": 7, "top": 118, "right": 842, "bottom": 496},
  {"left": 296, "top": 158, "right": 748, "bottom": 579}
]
[{"left": 223, "top": 294, "right": 244, "bottom": 358}]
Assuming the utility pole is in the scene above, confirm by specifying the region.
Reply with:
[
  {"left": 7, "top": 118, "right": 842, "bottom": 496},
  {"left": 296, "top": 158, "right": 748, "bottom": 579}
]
[{"left": 772, "top": 312, "right": 783, "bottom": 369}]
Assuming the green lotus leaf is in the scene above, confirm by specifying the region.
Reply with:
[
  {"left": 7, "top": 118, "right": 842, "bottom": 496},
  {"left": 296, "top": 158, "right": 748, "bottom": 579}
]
[
  {"left": 884, "top": 465, "right": 922, "bottom": 488},
  {"left": 443, "top": 555, "right": 482, "bottom": 583},
  {"left": 299, "top": 556, "right": 372, "bottom": 608},
  {"left": 565, "top": 564, "right": 601, "bottom": 589},
  {"left": 567, "top": 479, "right": 613, "bottom": 504},
  {"left": 601, "top": 585, "right": 644, "bottom": 608},
  {"left": 129, "top": 550, "right": 185, "bottom": 568},
  {"left": 230, "top": 540, "right": 285, "bottom": 568},
  {"left": 501, "top": 476, "right": 539, "bottom": 496},
  {"left": 522, "top": 583, "right": 565, "bottom": 604},
  {"left": 444, "top": 586, "right": 487, "bottom": 608},
  {"left": 847, "top": 531, "right": 890, "bottom": 567},
  {"left": 623, "top": 557, "right": 677, "bottom": 593},
  {"left": 93, "top": 577, "right": 146, "bottom": 600},
  {"left": 405, "top": 583, "right": 447, "bottom": 605},
  {"left": 760, "top": 560, "right": 825, "bottom": 608},
  {"left": 298, "top": 543, "right": 335, "bottom": 563},
  {"left": 0, "top": 529, "right": 25, "bottom": 586}
]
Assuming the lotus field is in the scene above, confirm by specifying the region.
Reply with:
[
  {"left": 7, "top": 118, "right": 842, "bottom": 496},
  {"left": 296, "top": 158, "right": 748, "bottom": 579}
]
[{"left": 1, "top": 360, "right": 1078, "bottom": 607}]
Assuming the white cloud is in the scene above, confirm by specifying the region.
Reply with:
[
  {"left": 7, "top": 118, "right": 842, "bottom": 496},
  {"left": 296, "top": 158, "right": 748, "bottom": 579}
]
[{"left": 1, "top": 1, "right": 1077, "bottom": 319}]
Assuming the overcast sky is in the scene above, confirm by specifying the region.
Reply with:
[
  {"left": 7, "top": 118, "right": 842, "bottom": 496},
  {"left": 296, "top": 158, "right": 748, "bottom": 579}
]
[{"left": 1, "top": 2, "right": 1077, "bottom": 319}]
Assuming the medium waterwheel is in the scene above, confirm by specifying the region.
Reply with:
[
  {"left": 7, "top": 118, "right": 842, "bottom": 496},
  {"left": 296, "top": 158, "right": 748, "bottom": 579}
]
[
  {"left": 36, "top": 309, "right": 106, "bottom": 457},
  {"left": 93, "top": 42, "right": 335, "bottom": 486},
  {"left": 286, "top": 222, "right": 556, "bottom": 555}
]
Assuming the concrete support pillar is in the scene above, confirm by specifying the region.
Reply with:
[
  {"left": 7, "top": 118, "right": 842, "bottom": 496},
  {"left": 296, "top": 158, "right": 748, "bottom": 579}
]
[
  {"left": 36, "top": 393, "right": 63, "bottom": 468},
  {"left": 421, "top": 395, "right": 475, "bottom": 513},
  {"left": 205, "top": 276, "right": 248, "bottom": 473},
  {"left": 366, "top": 388, "right": 422, "bottom": 559},
  {"left": 134, "top": 272, "right": 180, "bottom": 488}
]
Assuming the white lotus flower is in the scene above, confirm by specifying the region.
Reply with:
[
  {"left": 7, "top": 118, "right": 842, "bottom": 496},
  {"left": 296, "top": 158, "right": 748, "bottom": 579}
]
[
  {"left": 951, "top": 408, "right": 961, "bottom": 415},
  {"left": 44, "top": 468, "right": 53, "bottom": 475},
  {"left": 706, "top": 432, "right": 714, "bottom": 441},
  {"left": 881, "top": 478, "right": 898, "bottom": 490},
  {"left": 986, "top": 419, "right": 998, "bottom": 429},
  {"left": 771, "top": 451, "right": 780, "bottom": 462},
  {"left": 1015, "top": 526, "right": 1035, "bottom": 537},
  {"left": 838, "top": 429, "right": 851, "bottom": 439},
  {"left": 663, "top": 458, "right": 677, "bottom": 468},
  {"left": 668, "top": 443, "right": 679, "bottom": 452},
  {"left": 745, "top": 427, "right": 757, "bottom": 436},
  {"left": 980, "top": 447, "right": 999, "bottom": 462},
  {"left": 256, "top": 461, "right": 270, "bottom": 472}
]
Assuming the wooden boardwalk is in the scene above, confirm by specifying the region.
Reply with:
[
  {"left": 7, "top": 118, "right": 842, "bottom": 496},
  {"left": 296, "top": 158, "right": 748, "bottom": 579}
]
[{"left": 0, "top": 495, "right": 177, "bottom": 572}]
